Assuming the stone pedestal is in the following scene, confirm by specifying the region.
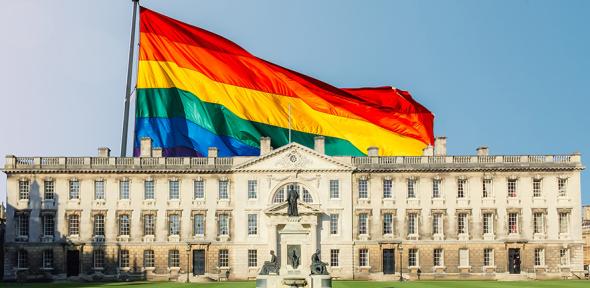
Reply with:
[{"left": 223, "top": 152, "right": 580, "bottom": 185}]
[
  {"left": 310, "top": 275, "right": 332, "bottom": 288},
  {"left": 279, "top": 217, "right": 311, "bottom": 276}
]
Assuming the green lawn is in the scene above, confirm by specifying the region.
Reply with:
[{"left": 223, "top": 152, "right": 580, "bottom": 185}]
[{"left": 2, "top": 281, "right": 590, "bottom": 288}]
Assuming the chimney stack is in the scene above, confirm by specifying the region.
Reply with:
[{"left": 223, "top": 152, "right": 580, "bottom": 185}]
[
  {"left": 434, "top": 137, "right": 447, "bottom": 156},
  {"left": 152, "top": 147, "right": 163, "bottom": 157},
  {"left": 140, "top": 137, "right": 152, "bottom": 157},
  {"left": 314, "top": 136, "right": 325, "bottom": 154},
  {"left": 98, "top": 147, "right": 111, "bottom": 157},
  {"left": 476, "top": 146, "right": 489, "bottom": 156},
  {"left": 208, "top": 147, "right": 218, "bottom": 158},
  {"left": 260, "top": 137, "right": 272, "bottom": 155},
  {"left": 367, "top": 146, "right": 379, "bottom": 157}
]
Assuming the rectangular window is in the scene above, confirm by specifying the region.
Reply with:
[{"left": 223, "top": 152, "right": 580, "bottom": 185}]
[
  {"left": 408, "top": 248, "right": 418, "bottom": 266},
  {"left": 119, "top": 250, "right": 130, "bottom": 268},
  {"left": 432, "top": 214, "right": 442, "bottom": 235},
  {"left": 194, "top": 214, "right": 205, "bottom": 235},
  {"left": 19, "top": 180, "right": 30, "bottom": 200},
  {"left": 330, "top": 249, "right": 340, "bottom": 267},
  {"left": 383, "top": 213, "right": 393, "bottom": 235},
  {"left": 508, "top": 213, "right": 518, "bottom": 234},
  {"left": 44, "top": 180, "right": 55, "bottom": 200},
  {"left": 433, "top": 248, "right": 443, "bottom": 266},
  {"left": 219, "top": 249, "right": 229, "bottom": 267},
  {"left": 119, "top": 215, "right": 130, "bottom": 236},
  {"left": 533, "top": 212, "right": 544, "bottom": 234},
  {"left": 383, "top": 179, "right": 393, "bottom": 199},
  {"left": 144, "top": 180, "right": 154, "bottom": 200},
  {"left": 482, "top": 178, "right": 492, "bottom": 198},
  {"left": 358, "top": 179, "right": 368, "bottom": 199},
  {"left": 17, "top": 250, "right": 28, "bottom": 268},
  {"left": 119, "top": 180, "right": 129, "bottom": 200},
  {"left": 408, "top": 213, "right": 417, "bottom": 235},
  {"left": 94, "top": 180, "right": 105, "bottom": 200},
  {"left": 15, "top": 213, "right": 29, "bottom": 239},
  {"left": 559, "top": 212, "right": 569, "bottom": 234},
  {"left": 194, "top": 180, "right": 204, "bottom": 199},
  {"left": 459, "top": 249, "right": 469, "bottom": 267},
  {"left": 330, "top": 180, "right": 340, "bottom": 199},
  {"left": 144, "top": 214, "right": 155, "bottom": 236},
  {"left": 69, "top": 180, "right": 80, "bottom": 199},
  {"left": 248, "top": 214, "right": 258, "bottom": 235},
  {"left": 457, "top": 179, "right": 467, "bottom": 198},
  {"left": 407, "top": 178, "right": 416, "bottom": 198},
  {"left": 68, "top": 214, "right": 79, "bottom": 236},
  {"left": 219, "top": 214, "right": 229, "bottom": 236},
  {"left": 42, "top": 215, "right": 55, "bottom": 237},
  {"left": 484, "top": 248, "right": 494, "bottom": 266},
  {"left": 219, "top": 180, "right": 229, "bottom": 200},
  {"left": 248, "top": 180, "right": 257, "bottom": 199},
  {"left": 560, "top": 249, "right": 570, "bottom": 266},
  {"left": 42, "top": 250, "right": 53, "bottom": 269},
  {"left": 329, "top": 214, "right": 339, "bottom": 235},
  {"left": 558, "top": 178, "right": 567, "bottom": 197},
  {"left": 534, "top": 248, "right": 545, "bottom": 266},
  {"left": 94, "top": 214, "right": 105, "bottom": 236},
  {"left": 359, "top": 248, "right": 368, "bottom": 267},
  {"left": 169, "top": 180, "right": 180, "bottom": 200},
  {"left": 248, "top": 249, "right": 257, "bottom": 267},
  {"left": 483, "top": 213, "right": 493, "bottom": 234},
  {"left": 358, "top": 213, "right": 368, "bottom": 235},
  {"left": 507, "top": 179, "right": 517, "bottom": 197},
  {"left": 457, "top": 213, "right": 468, "bottom": 234},
  {"left": 93, "top": 250, "right": 105, "bottom": 269},
  {"left": 533, "top": 179, "right": 542, "bottom": 197},
  {"left": 169, "top": 214, "right": 180, "bottom": 235},
  {"left": 144, "top": 250, "right": 155, "bottom": 267},
  {"left": 432, "top": 179, "right": 441, "bottom": 198},
  {"left": 168, "top": 250, "right": 180, "bottom": 267}
]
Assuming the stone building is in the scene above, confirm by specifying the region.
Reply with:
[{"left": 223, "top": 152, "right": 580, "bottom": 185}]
[
  {"left": 583, "top": 205, "right": 590, "bottom": 269},
  {"left": 1, "top": 203, "right": 6, "bottom": 280},
  {"left": 2, "top": 137, "right": 585, "bottom": 281}
]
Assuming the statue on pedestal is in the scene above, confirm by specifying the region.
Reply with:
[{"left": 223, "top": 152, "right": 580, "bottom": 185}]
[
  {"left": 310, "top": 249, "right": 329, "bottom": 275},
  {"left": 289, "top": 249, "right": 300, "bottom": 269},
  {"left": 287, "top": 185, "right": 299, "bottom": 217},
  {"left": 259, "top": 250, "right": 279, "bottom": 275}
]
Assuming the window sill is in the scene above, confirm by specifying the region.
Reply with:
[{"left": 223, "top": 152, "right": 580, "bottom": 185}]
[
  {"left": 168, "top": 267, "right": 181, "bottom": 272},
  {"left": 168, "top": 235, "right": 180, "bottom": 242},
  {"left": 143, "top": 235, "right": 155, "bottom": 242},
  {"left": 15, "top": 268, "right": 30, "bottom": 271},
  {"left": 41, "top": 235, "right": 54, "bottom": 243},
  {"left": 117, "top": 235, "right": 130, "bottom": 242},
  {"left": 119, "top": 267, "right": 131, "bottom": 272},
  {"left": 143, "top": 267, "right": 156, "bottom": 272},
  {"left": 40, "top": 267, "right": 54, "bottom": 271},
  {"left": 93, "top": 267, "right": 105, "bottom": 272}
]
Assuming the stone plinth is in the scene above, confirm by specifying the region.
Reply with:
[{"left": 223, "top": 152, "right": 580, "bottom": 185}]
[{"left": 279, "top": 216, "right": 311, "bottom": 276}]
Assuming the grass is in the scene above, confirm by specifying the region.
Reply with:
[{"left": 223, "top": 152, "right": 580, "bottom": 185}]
[{"left": 1, "top": 281, "right": 589, "bottom": 288}]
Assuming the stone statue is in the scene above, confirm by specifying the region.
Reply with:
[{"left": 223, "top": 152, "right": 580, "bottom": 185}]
[
  {"left": 259, "top": 250, "right": 279, "bottom": 275},
  {"left": 310, "top": 249, "right": 329, "bottom": 275},
  {"left": 287, "top": 185, "right": 299, "bottom": 217},
  {"left": 289, "top": 249, "right": 300, "bottom": 269}
]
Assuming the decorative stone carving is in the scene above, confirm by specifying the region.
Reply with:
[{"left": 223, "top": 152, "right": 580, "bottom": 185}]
[{"left": 310, "top": 249, "right": 329, "bottom": 275}]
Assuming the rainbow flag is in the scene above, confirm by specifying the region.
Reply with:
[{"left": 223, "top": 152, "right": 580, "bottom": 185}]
[{"left": 134, "top": 7, "right": 434, "bottom": 157}]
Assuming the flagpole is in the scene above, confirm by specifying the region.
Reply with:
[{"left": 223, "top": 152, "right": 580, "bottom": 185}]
[
  {"left": 288, "top": 103, "right": 292, "bottom": 143},
  {"left": 120, "top": 0, "right": 140, "bottom": 157}
]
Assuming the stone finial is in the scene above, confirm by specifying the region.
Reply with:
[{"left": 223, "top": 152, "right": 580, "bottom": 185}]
[
  {"left": 314, "top": 136, "right": 325, "bottom": 154},
  {"left": 423, "top": 145, "right": 434, "bottom": 156},
  {"left": 208, "top": 147, "right": 218, "bottom": 158},
  {"left": 260, "top": 137, "right": 272, "bottom": 155},
  {"left": 140, "top": 137, "right": 152, "bottom": 157},
  {"left": 476, "top": 146, "right": 489, "bottom": 156},
  {"left": 434, "top": 136, "right": 447, "bottom": 156},
  {"left": 98, "top": 147, "right": 111, "bottom": 157},
  {"left": 152, "top": 147, "right": 163, "bottom": 158},
  {"left": 367, "top": 146, "right": 379, "bottom": 157}
]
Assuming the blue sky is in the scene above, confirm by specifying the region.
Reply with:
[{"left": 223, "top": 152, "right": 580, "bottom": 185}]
[{"left": 0, "top": 0, "right": 588, "bottom": 204}]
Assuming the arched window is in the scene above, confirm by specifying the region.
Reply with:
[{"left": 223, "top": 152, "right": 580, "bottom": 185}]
[{"left": 272, "top": 183, "right": 313, "bottom": 204}]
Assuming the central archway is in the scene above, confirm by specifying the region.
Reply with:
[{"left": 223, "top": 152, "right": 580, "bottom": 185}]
[{"left": 271, "top": 183, "right": 314, "bottom": 204}]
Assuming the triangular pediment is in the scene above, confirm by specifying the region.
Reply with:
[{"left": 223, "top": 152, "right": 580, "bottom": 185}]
[
  {"left": 264, "top": 201, "right": 324, "bottom": 216},
  {"left": 233, "top": 143, "right": 353, "bottom": 172}
]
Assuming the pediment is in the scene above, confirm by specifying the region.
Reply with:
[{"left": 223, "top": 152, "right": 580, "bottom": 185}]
[
  {"left": 264, "top": 201, "right": 324, "bottom": 216},
  {"left": 233, "top": 143, "right": 353, "bottom": 172}
]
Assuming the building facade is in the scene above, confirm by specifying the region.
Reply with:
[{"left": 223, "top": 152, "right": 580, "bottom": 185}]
[
  {"left": 2, "top": 137, "right": 585, "bottom": 281},
  {"left": 583, "top": 205, "right": 590, "bottom": 269}
]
